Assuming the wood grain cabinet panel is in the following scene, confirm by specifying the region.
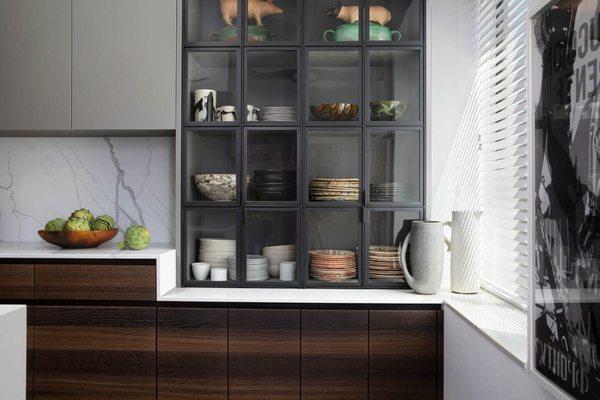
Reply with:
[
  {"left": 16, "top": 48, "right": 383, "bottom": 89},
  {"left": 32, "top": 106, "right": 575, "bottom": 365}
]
[
  {"left": 369, "top": 310, "right": 438, "bottom": 400},
  {"left": 33, "top": 306, "right": 156, "bottom": 400},
  {"left": 157, "top": 307, "right": 228, "bottom": 400},
  {"left": 0, "top": 264, "right": 34, "bottom": 300},
  {"left": 301, "top": 310, "right": 368, "bottom": 400},
  {"left": 229, "top": 309, "right": 300, "bottom": 400},
  {"left": 35, "top": 263, "right": 156, "bottom": 301}
]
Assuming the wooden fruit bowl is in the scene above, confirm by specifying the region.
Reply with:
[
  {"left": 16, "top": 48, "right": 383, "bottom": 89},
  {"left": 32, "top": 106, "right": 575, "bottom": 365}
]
[{"left": 38, "top": 229, "right": 118, "bottom": 249}]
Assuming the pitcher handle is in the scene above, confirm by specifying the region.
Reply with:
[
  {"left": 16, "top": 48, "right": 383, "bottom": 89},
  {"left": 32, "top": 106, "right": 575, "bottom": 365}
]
[
  {"left": 400, "top": 232, "right": 415, "bottom": 288},
  {"left": 323, "top": 29, "right": 335, "bottom": 41},
  {"left": 442, "top": 221, "right": 452, "bottom": 251},
  {"left": 390, "top": 30, "right": 402, "bottom": 41}
]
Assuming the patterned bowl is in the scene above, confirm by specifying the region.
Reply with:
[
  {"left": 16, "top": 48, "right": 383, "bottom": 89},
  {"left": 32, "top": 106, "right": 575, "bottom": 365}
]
[
  {"left": 370, "top": 100, "right": 409, "bottom": 121},
  {"left": 194, "top": 174, "right": 236, "bottom": 201},
  {"left": 310, "top": 103, "right": 359, "bottom": 121}
]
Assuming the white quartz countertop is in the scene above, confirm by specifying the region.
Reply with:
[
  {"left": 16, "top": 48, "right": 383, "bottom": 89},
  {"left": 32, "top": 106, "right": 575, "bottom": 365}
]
[
  {"left": 159, "top": 287, "right": 447, "bottom": 304},
  {"left": 0, "top": 241, "right": 175, "bottom": 259}
]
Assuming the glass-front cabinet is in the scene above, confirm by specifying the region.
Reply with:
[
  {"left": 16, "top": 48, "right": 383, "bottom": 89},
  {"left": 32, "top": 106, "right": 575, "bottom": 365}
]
[{"left": 182, "top": 0, "right": 426, "bottom": 288}]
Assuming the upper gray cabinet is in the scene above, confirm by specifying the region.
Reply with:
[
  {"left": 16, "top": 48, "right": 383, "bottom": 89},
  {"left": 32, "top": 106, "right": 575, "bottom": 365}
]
[
  {"left": 0, "top": 0, "right": 72, "bottom": 131},
  {"left": 72, "top": 0, "right": 176, "bottom": 130}
]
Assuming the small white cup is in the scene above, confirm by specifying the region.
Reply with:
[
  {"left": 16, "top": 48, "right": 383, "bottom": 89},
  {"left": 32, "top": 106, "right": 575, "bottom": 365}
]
[
  {"left": 192, "top": 262, "right": 210, "bottom": 281},
  {"left": 211, "top": 267, "right": 228, "bottom": 281},
  {"left": 279, "top": 261, "right": 296, "bottom": 281}
]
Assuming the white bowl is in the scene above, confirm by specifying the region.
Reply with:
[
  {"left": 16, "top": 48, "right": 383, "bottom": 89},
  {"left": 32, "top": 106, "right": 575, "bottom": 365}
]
[{"left": 191, "top": 262, "right": 210, "bottom": 281}]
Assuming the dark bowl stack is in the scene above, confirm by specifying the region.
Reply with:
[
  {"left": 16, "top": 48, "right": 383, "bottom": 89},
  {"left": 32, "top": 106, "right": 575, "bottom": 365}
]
[{"left": 251, "top": 169, "right": 296, "bottom": 201}]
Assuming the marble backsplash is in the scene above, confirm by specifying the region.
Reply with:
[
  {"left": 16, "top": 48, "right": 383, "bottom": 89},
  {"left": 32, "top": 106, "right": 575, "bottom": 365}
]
[{"left": 0, "top": 137, "right": 175, "bottom": 243}]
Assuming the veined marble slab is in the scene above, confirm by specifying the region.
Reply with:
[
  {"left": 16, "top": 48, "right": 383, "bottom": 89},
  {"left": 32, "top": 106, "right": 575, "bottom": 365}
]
[{"left": 0, "top": 137, "right": 174, "bottom": 242}]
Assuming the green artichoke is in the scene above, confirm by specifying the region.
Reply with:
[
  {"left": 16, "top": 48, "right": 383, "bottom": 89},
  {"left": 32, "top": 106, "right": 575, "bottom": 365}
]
[
  {"left": 63, "top": 217, "right": 91, "bottom": 232},
  {"left": 44, "top": 218, "right": 67, "bottom": 232},
  {"left": 70, "top": 208, "right": 94, "bottom": 223},
  {"left": 118, "top": 225, "right": 151, "bottom": 250},
  {"left": 91, "top": 215, "right": 115, "bottom": 231}
]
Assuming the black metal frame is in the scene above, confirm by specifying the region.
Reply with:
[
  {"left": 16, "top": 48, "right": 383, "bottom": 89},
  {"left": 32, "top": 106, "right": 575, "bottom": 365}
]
[{"left": 181, "top": 0, "right": 426, "bottom": 289}]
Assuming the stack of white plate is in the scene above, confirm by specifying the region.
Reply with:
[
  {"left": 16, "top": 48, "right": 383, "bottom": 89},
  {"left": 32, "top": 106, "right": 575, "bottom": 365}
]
[
  {"left": 246, "top": 255, "right": 269, "bottom": 281},
  {"left": 197, "top": 238, "right": 236, "bottom": 269},
  {"left": 227, "top": 256, "right": 237, "bottom": 280},
  {"left": 262, "top": 244, "right": 296, "bottom": 278},
  {"left": 260, "top": 106, "right": 297, "bottom": 122}
]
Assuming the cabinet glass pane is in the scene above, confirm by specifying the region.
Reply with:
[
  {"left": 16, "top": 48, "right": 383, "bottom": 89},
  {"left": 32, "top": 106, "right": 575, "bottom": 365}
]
[
  {"left": 246, "top": 130, "right": 297, "bottom": 202},
  {"left": 245, "top": 209, "right": 298, "bottom": 284},
  {"left": 306, "top": 0, "right": 361, "bottom": 43},
  {"left": 367, "top": 210, "right": 420, "bottom": 283},
  {"left": 369, "top": 50, "right": 420, "bottom": 123},
  {"left": 187, "top": 0, "right": 239, "bottom": 43},
  {"left": 307, "top": 50, "right": 360, "bottom": 122},
  {"left": 367, "top": 0, "right": 421, "bottom": 42},
  {"left": 185, "top": 208, "right": 237, "bottom": 284},
  {"left": 246, "top": 50, "right": 298, "bottom": 123},
  {"left": 306, "top": 209, "right": 360, "bottom": 285},
  {"left": 369, "top": 130, "right": 420, "bottom": 203},
  {"left": 308, "top": 130, "right": 361, "bottom": 204},
  {"left": 186, "top": 130, "right": 237, "bottom": 203},
  {"left": 187, "top": 51, "right": 238, "bottom": 123},
  {"left": 246, "top": 0, "right": 297, "bottom": 42}
]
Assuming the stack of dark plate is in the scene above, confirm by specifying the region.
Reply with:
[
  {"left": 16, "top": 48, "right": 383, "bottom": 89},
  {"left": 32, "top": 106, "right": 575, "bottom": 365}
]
[
  {"left": 251, "top": 169, "right": 296, "bottom": 201},
  {"left": 370, "top": 182, "right": 411, "bottom": 202}
]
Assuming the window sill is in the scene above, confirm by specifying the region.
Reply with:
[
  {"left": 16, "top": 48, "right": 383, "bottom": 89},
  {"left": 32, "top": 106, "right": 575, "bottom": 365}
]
[{"left": 443, "top": 290, "right": 528, "bottom": 367}]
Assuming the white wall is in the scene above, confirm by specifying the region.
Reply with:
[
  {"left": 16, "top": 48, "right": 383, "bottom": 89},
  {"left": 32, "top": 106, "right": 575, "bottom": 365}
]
[{"left": 444, "top": 309, "right": 553, "bottom": 400}]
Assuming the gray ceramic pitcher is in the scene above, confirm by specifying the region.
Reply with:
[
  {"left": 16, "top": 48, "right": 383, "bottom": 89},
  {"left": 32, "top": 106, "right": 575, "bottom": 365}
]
[{"left": 400, "top": 221, "right": 451, "bottom": 294}]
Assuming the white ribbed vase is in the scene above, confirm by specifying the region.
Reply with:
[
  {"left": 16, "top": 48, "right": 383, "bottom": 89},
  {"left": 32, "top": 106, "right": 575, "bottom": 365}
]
[{"left": 450, "top": 210, "right": 483, "bottom": 294}]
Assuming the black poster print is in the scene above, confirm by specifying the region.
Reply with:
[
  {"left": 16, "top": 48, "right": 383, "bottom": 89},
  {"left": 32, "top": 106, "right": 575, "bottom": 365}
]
[{"left": 534, "top": 1, "right": 600, "bottom": 399}]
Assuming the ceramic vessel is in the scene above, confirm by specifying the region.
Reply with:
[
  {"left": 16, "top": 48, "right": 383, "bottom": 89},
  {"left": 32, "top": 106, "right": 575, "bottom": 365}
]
[
  {"left": 310, "top": 103, "right": 358, "bottom": 121},
  {"left": 323, "top": 22, "right": 400, "bottom": 42},
  {"left": 216, "top": 105, "right": 236, "bottom": 121},
  {"left": 279, "top": 261, "right": 296, "bottom": 281},
  {"left": 192, "top": 262, "right": 211, "bottom": 281},
  {"left": 194, "top": 174, "right": 236, "bottom": 201},
  {"left": 38, "top": 228, "right": 118, "bottom": 249},
  {"left": 246, "top": 105, "right": 260, "bottom": 121},
  {"left": 449, "top": 210, "right": 483, "bottom": 294},
  {"left": 400, "top": 221, "right": 451, "bottom": 294},
  {"left": 194, "top": 89, "right": 217, "bottom": 122},
  {"left": 370, "top": 100, "right": 408, "bottom": 121},
  {"left": 325, "top": 4, "right": 391, "bottom": 25}
]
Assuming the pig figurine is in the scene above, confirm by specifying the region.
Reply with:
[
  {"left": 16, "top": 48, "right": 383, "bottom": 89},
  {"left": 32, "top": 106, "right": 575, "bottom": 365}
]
[
  {"left": 220, "top": 0, "right": 283, "bottom": 27},
  {"left": 326, "top": 2, "right": 391, "bottom": 26}
]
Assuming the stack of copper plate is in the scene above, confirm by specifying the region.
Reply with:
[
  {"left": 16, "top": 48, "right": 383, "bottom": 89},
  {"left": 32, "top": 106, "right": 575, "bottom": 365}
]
[
  {"left": 309, "top": 249, "right": 357, "bottom": 282},
  {"left": 309, "top": 178, "right": 359, "bottom": 201},
  {"left": 369, "top": 245, "right": 403, "bottom": 280}
]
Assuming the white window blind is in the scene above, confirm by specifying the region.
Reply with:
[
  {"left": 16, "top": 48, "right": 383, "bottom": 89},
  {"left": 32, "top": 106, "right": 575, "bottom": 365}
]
[{"left": 477, "top": 0, "right": 528, "bottom": 308}]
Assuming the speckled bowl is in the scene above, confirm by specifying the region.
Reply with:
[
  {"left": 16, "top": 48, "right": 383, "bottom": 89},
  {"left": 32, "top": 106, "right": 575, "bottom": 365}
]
[{"left": 194, "top": 174, "right": 236, "bottom": 201}]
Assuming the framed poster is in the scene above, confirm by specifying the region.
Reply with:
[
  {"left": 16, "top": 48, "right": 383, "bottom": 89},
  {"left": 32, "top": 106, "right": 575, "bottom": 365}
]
[{"left": 529, "top": 0, "right": 600, "bottom": 399}]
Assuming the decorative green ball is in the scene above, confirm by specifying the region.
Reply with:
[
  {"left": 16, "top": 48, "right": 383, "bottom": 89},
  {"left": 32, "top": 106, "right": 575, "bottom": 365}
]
[
  {"left": 118, "top": 225, "right": 151, "bottom": 250},
  {"left": 63, "top": 217, "right": 91, "bottom": 232},
  {"left": 44, "top": 218, "right": 67, "bottom": 232},
  {"left": 95, "top": 215, "right": 115, "bottom": 229},
  {"left": 91, "top": 218, "right": 111, "bottom": 231},
  {"left": 70, "top": 208, "right": 94, "bottom": 223}
]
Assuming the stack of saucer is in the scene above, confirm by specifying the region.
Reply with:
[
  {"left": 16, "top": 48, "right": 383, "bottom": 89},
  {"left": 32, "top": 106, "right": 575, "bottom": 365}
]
[
  {"left": 260, "top": 106, "right": 297, "bottom": 122},
  {"left": 369, "top": 246, "right": 403, "bottom": 281},
  {"left": 227, "top": 256, "right": 237, "bottom": 280},
  {"left": 262, "top": 244, "right": 296, "bottom": 277},
  {"left": 197, "top": 238, "right": 236, "bottom": 269},
  {"left": 252, "top": 169, "right": 296, "bottom": 201},
  {"left": 309, "top": 178, "right": 360, "bottom": 201},
  {"left": 246, "top": 255, "right": 269, "bottom": 281},
  {"left": 370, "top": 182, "right": 411, "bottom": 202},
  {"left": 309, "top": 249, "right": 357, "bottom": 282}
]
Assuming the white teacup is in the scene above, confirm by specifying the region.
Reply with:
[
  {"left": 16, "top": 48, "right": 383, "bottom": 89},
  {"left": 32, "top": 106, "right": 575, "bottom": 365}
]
[
  {"left": 216, "top": 105, "right": 236, "bottom": 122},
  {"left": 211, "top": 267, "right": 228, "bottom": 281},
  {"left": 279, "top": 261, "right": 296, "bottom": 281},
  {"left": 192, "top": 262, "right": 210, "bottom": 281}
]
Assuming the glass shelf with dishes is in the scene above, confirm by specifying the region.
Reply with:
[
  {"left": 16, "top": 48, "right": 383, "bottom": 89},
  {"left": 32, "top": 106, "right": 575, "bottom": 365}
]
[
  {"left": 304, "top": 208, "right": 362, "bottom": 287},
  {"left": 366, "top": 128, "right": 422, "bottom": 206},
  {"left": 364, "top": 208, "right": 422, "bottom": 287},
  {"left": 183, "top": 207, "right": 241, "bottom": 286},
  {"left": 366, "top": 48, "right": 422, "bottom": 125},
  {"left": 245, "top": 0, "right": 300, "bottom": 45},
  {"left": 366, "top": 0, "right": 423, "bottom": 44},
  {"left": 244, "top": 208, "right": 301, "bottom": 286}
]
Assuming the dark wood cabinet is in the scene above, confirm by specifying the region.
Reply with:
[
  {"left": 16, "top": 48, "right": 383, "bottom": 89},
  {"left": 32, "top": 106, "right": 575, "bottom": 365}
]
[
  {"left": 157, "top": 307, "right": 228, "bottom": 400},
  {"left": 369, "top": 310, "right": 438, "bottom": 400},
  {"left": 229, "top": 309, "right": 301, "bottom": 400},
  {"left": 0, "top": 263, "right": 34, "bottom": 300},
  {"left": 33, "top": 306, "right": 156, "bottom": 400},
  {"left": 301, "top": 309, "right": 368, "bottom": 400},
  {"left": 35, "top": 262, "right": 156, "bottom": 301}
]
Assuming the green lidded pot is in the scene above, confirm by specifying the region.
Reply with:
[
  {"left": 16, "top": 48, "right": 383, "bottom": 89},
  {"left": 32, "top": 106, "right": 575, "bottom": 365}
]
[{"left": 323, "top": 22, "right": 401, "bottom": 42}]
